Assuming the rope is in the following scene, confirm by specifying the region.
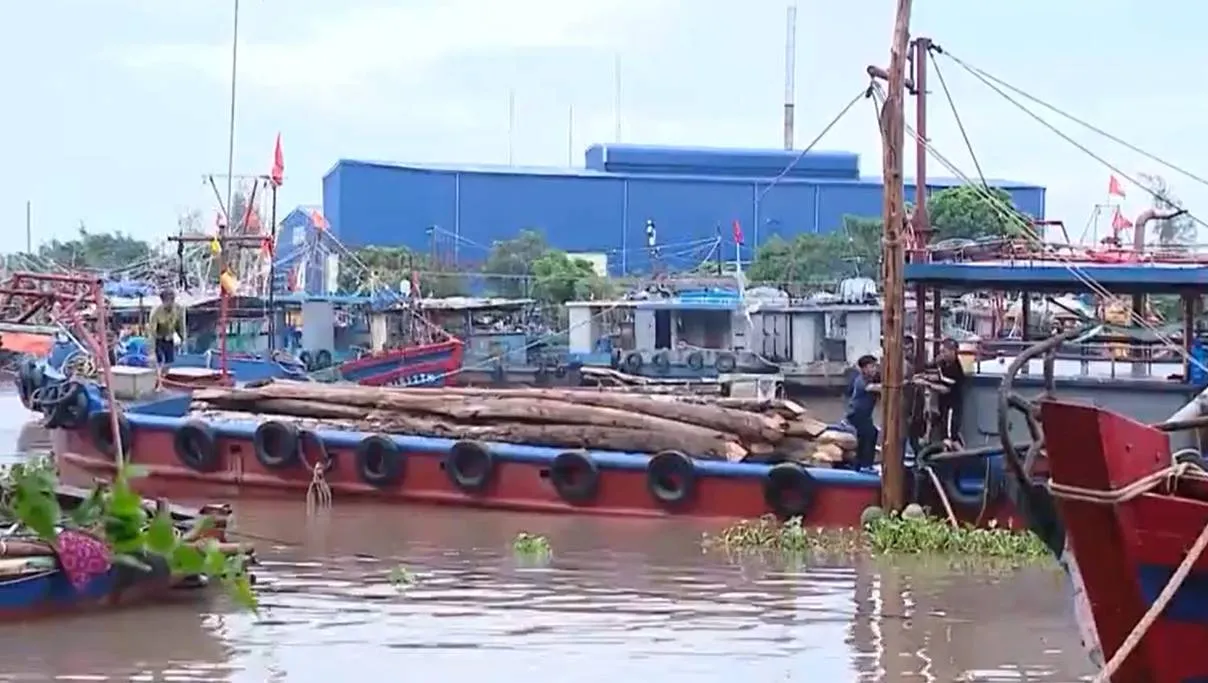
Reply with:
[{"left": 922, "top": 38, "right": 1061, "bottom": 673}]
[
  {"left": 922, "top": 465, "right": 959, "bottom": 527},
  {"left": 305, "top": 462, "right": 332, "bottom": 515},
  {"left": 1047, "top": 460, "right": 1208, "bottom": 682}
]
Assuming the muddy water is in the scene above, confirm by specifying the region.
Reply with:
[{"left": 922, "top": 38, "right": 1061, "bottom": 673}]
[{"left": 3, "top": 394, "right": 1091, "bottom": 682}]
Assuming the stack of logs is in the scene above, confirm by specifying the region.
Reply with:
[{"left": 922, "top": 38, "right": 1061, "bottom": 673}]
[{"left": 190, "top": 381, "right": 859, "bottom": 465}]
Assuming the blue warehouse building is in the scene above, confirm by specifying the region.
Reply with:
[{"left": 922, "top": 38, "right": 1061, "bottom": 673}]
[{"left": 321, "top": 144, "right": 1046, "bottom": 275}]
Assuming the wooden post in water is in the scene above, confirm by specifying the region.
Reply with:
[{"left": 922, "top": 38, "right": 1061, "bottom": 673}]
[{"left": 876, "top": 0, "right": 914, "bottom": 512}]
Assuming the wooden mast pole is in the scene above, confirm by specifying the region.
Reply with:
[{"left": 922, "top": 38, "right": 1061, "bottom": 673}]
[{"left": 876, "top": 0, "right": 914, "bottom": 512}]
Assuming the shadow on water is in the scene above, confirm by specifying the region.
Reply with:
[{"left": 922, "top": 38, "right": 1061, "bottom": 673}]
[{"left": 0, "top": 390, "right": 1091, "bottom": 682}]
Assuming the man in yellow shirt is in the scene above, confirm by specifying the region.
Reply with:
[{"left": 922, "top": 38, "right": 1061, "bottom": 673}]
[{"left": 149, "top": 288, "right": 185, "bottom": 365}]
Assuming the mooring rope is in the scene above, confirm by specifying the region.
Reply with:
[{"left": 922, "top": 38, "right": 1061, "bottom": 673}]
[
  {"left": 306, "top": 462, "right": 332, "bottom": 516},
  {"left": 1047, "top": 458, "right": 1208, "bottom": 682}
]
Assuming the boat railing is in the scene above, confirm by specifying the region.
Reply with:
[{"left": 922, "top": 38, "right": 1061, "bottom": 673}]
[{"left": 965, "top": 338, "right": 1187, "bottom": 380}]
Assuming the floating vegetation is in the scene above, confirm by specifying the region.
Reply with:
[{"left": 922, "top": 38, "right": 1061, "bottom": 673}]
[
  {"left": 0, "top": 457, "right": 258, "bottom": 610},
  {"left": 703, "top": 506, "right": 1051, "bottom": 563},
  {"left": 512, "top": 532, "right": 552, "bottom": 556},
  {"left": 388, "top": 565, "right": 416, "bottom": 591}
]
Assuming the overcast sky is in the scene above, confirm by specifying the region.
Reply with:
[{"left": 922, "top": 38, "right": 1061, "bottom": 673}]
[{"left": 2, "top": 0, "right": 1201, "bottom": 247}]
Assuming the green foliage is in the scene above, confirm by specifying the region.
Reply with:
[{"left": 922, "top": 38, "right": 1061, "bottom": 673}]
[
  {"left": 926, "top": 185, "right": 1026, "bottom": 241},
  {"left": 747, "top": 215, "right": 881, "bottom": 285},
  {"left": 482, "top": 230, "right": 550, "bottom": 298},
  {"left": 5, "top": 226, "right": 153, "bottom": 273},
  {"left": 746, "top": 186, "right": 1027, "bottom": 286},
  {"left": 0, "top": 457, "right": 257, "bottom": 611},
  {"left": 338, "top": 245, "right": 466, "bottom": 297},
  {"left": 512, "top": 532, "right": 551, "bottom": 556},
  {"left": 1138, "top": 173, "right": 1195, "bottom": 247},
  {"left": 483, "top": 230, "right": 609, "bottom": 303},
  {"left": 702, "top": 512, "right": 1050, "bottom": 562}
]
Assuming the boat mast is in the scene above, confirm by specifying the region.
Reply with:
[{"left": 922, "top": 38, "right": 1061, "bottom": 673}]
[{"left": 874, "top": 0, "right": 914, "bottom": 512}]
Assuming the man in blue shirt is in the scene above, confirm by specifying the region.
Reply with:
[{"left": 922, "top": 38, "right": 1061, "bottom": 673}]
[{"left": 846, "top": 354, "right": 882, "bottom": 469}]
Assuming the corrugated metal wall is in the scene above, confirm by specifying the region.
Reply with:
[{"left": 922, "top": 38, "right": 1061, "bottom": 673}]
[{"left": 323, "top": 161, "right": 1046, "bottom": 275}]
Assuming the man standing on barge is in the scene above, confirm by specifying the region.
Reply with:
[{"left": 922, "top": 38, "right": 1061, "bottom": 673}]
[
  {"left": 149, "top": 288, "right": 185, "bottom": 366},
  {"left": 846, "top": 354, "right": 881, "bottom": 470}
]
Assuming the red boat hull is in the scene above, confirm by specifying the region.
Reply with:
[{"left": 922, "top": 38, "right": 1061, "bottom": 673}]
[
  {"left": 337, "top": 340, "right": 463, "bottom": 387},
  {"left": 1042, "top": 400, "right": 1208, "bottom": 683}
]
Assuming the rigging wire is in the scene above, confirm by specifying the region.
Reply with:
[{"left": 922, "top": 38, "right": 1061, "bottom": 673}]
[
  {"left": 758, "top": 87, "right": 869, "bottom": 201},
  {"left": 936, "top": 50, "right": 1208, "bottom": 231},
  {"left": 870, "top": 84, "right": 1207, "bottom": 374},
  {"left": 929, "top": 52, "right": 988, "bottom": 189},
  {"left": 938, "top": 49, "right": 1208, "bottom": 192}
]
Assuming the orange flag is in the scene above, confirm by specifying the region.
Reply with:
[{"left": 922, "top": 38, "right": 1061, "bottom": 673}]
[
  {"left": 270, "top": 134, "right": 285, "bottom": 187},
  {"left": 1107, "top": 175, "right": 1125, "bottom": 198}
]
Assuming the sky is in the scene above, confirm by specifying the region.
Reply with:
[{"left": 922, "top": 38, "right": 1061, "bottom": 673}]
[{"left": 3, "top": 0, "right": 1204, "bottom": 249}]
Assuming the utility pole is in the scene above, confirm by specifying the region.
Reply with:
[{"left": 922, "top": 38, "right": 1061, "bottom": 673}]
[
  {"left": 871, "top": 0, "right": 914, "bottom": 512},
  {"left": 24, "top": 201, "right": 31, "bottom": 253}
]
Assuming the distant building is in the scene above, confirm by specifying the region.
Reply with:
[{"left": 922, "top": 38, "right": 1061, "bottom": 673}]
[{"left": 321, "top": 144, "right": 1046, "bottom": 275}]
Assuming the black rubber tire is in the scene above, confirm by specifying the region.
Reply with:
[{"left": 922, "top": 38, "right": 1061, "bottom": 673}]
[
  {"left": 652, "top": 352, "right": 671, "bottom": 375},
  {"left": 355, "top": 434, "right": 404, "bottom": 488},
  {"left": 645, "top": 450, "right": 697, "bottom": 507},
  {"left": 686, "top": 351, "right": 705, "bottom": 371},
  {"left": 444, "top": 440, "right": 494, "bottom": 494},
  {"left": 622, "top": 352, "right": 643, "bottom": 374},
  {"left": 253, "top": 420, "right": 300, "bottom": 471},
  {"left": 715, "top": 353, "right": 737, "bottom": 373},
  {"left": 763, "top": 462, "right": 817, "bottom": 518},
  {"left": 87, "top": 410, "right": 132, "bottom": 460},
  {"left": 174, "top": 420, "right": 221, "bottom": 472},
  {"left": 315, "top": 349, "right": 333, "bottom": 369},
  {"left": 549, "top": 451, "right": 600, "bottom": 505}
]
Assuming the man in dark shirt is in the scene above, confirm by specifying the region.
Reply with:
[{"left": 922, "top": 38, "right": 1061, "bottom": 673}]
[
  {"left": 930, "top": 338, "right": 967, "bottom": 446},
  {"left": 846, "top": 354, "right": 881, "bottom": 469}
]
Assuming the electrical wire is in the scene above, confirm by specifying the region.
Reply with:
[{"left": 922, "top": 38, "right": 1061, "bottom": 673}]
[
  {"left": 869, "top": 84, "right": 1207, "bottom": 375},
  {"left": 936, "top": 49, "right": 1208, "bottom": 231}
]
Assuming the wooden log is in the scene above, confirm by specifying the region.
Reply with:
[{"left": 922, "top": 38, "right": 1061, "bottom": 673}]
[
  {"left": 214, "top": 381, "right": 785, "bottom": 443},
  {"left": 784, "top": 416, "right": 829, "bottom": 438}
]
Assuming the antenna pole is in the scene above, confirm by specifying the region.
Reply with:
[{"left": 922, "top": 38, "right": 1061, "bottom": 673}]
[
  {"left": 507, "top": 89, "right": 516, "bottom": 165},
  {"left": 872, "top": 0, "right": 914, "bottom": 513},
  {"left": 613, "top": 53, "right": 623, "bottom": 142},
  {"left": 24, "top": 200, "right": 31, "bottom": 253},
  {"left": 567, "top": 105, "right": 575, "bottom": 167},
  {"left": 783, "top": 5, "right": 797, "bottom": 150}
]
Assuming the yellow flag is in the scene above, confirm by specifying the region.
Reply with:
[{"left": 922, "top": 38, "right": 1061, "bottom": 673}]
[{"left": 209, "top": 237, "right": 222, "bottom": 254}]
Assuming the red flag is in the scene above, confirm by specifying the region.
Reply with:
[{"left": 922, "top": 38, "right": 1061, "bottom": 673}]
[
  {"left": 270, "top": 133, "right": 285, "bottom": 187},
  {"left": 1111, "top": 208, "right": 1133, "bottom": 233},
  {"left": 1107, "top": 175, "right": 1125, "bottom": 198},
  {"left": 732, "top": 219, "right": 744, "bottom": 245}
]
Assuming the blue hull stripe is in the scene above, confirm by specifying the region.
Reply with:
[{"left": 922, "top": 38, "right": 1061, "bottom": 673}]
[{"left": 1137, "top": 564, "right": 1208, "bottom": 625}]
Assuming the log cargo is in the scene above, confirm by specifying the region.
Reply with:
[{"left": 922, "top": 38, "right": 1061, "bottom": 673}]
[{"left": 190, "top": 380, "right": 858, "bottom": 465}]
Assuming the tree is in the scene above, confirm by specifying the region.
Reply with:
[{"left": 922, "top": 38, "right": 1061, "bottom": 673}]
[
  {"left": 530, "top": 251, "right": 613, "bottom": 304},
  {"left": 338, "top": 245, "right": 465, "bottom": 297},
  {"left": 1137, "top": 173, "right": 1195, "bottom": 247},
  {"left": 746, "top": 215, "right": 880, "bottom": 287},
  {"left": 12, "top": 225, "right": 154, "bottom": 273},
  {"left": 481, "top": 229, "right": 551, "bottom": 298},
  {"left": 927, "top": 185, "right": 1026, "bottom": 241}
]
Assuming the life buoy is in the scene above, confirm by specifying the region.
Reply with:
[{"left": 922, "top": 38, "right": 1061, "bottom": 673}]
[
  {"left": 253, "top": 421, "right": 300, "bottom": 470},
  {"left": 918, "top": 442, "right": 1000, "bottom": 509},
  {"left": 174, "top": 420, "right": 221, "bottom": 472},
  {"left": 715, "top": 353, "right": 737, "bottom": 373},
  {"left": 314, "top": 349, "right": 333, "bottom": 369},
  {"left": 622, "top": 352, "right": 643, "bottom": 374},
  {"left": 298, "top": 429, "right": 336, "bottom": 473},
  {"left": 444, "top": 440, "right": 494, "bottom": 494},
  {"left": 686, "top": 351, "right": 705, "bottom": 371},
  {"left": 763, "top": 462, "right": 817, "bottom": 518},
  {"left": 355, "top": 434, "right": 404, "bottom": 487},
  {"left": 549, "top": 450, "right": 600, "bottom": 504},
  {"left": 651, "top": 351, "right": 671, "bottom": 374},
  {"left": 645, "top": 450, "right": 697, "bottom": 507},
  {"left": 87, "top": 410, "right": 132, "bottom": 460}
]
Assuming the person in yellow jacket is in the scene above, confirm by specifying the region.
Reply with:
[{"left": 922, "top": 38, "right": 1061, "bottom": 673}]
[{"left": 149, "top": 288, "right": 185, "bottom": 365}]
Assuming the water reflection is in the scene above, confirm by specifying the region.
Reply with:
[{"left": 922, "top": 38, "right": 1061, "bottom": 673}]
[{"left": 1, "top": 390, "right": 1091, "bottom": 682}]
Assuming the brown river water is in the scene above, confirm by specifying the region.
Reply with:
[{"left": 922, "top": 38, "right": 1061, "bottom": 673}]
[{"left": 2, "top": 392, "right": 1092, "bottom": 682}]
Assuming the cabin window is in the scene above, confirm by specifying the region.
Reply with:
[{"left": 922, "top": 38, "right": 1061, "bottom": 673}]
[{"left": 654, "top": 310, "right": 672, "bottom": 349}]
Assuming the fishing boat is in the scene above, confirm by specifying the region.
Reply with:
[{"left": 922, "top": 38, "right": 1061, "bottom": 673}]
[{"left": 0, "top": 480, "right": 248, "bottom": 621}]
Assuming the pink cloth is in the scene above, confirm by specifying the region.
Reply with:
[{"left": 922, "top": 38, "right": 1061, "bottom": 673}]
[{"left": 55, "top": 530, "right": 112, "bottom": 591}]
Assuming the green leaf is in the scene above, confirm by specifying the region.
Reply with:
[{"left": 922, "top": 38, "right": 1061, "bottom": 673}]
[
  {"left": 169, "top": 544, "right": 206, "bottom": 574},
  {"left": 181, "top": 515, "right": 215, "bottom": 542},
  {"left": 228, "top": 573, "right": 259, "bottom": 612},
  {"left": 145, "top": 511, "right": 177, "bottom": 555},
  {"left": 112, "top": 553, "right": 152, "bottom": 572}
]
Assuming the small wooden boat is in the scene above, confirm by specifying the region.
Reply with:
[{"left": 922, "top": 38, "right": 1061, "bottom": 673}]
[
  {"left": 0, "top": 484, "right": 250, "bottom": 622},
  {"left": 337, "top": 338, "right": 463, "bottom": 387}
]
